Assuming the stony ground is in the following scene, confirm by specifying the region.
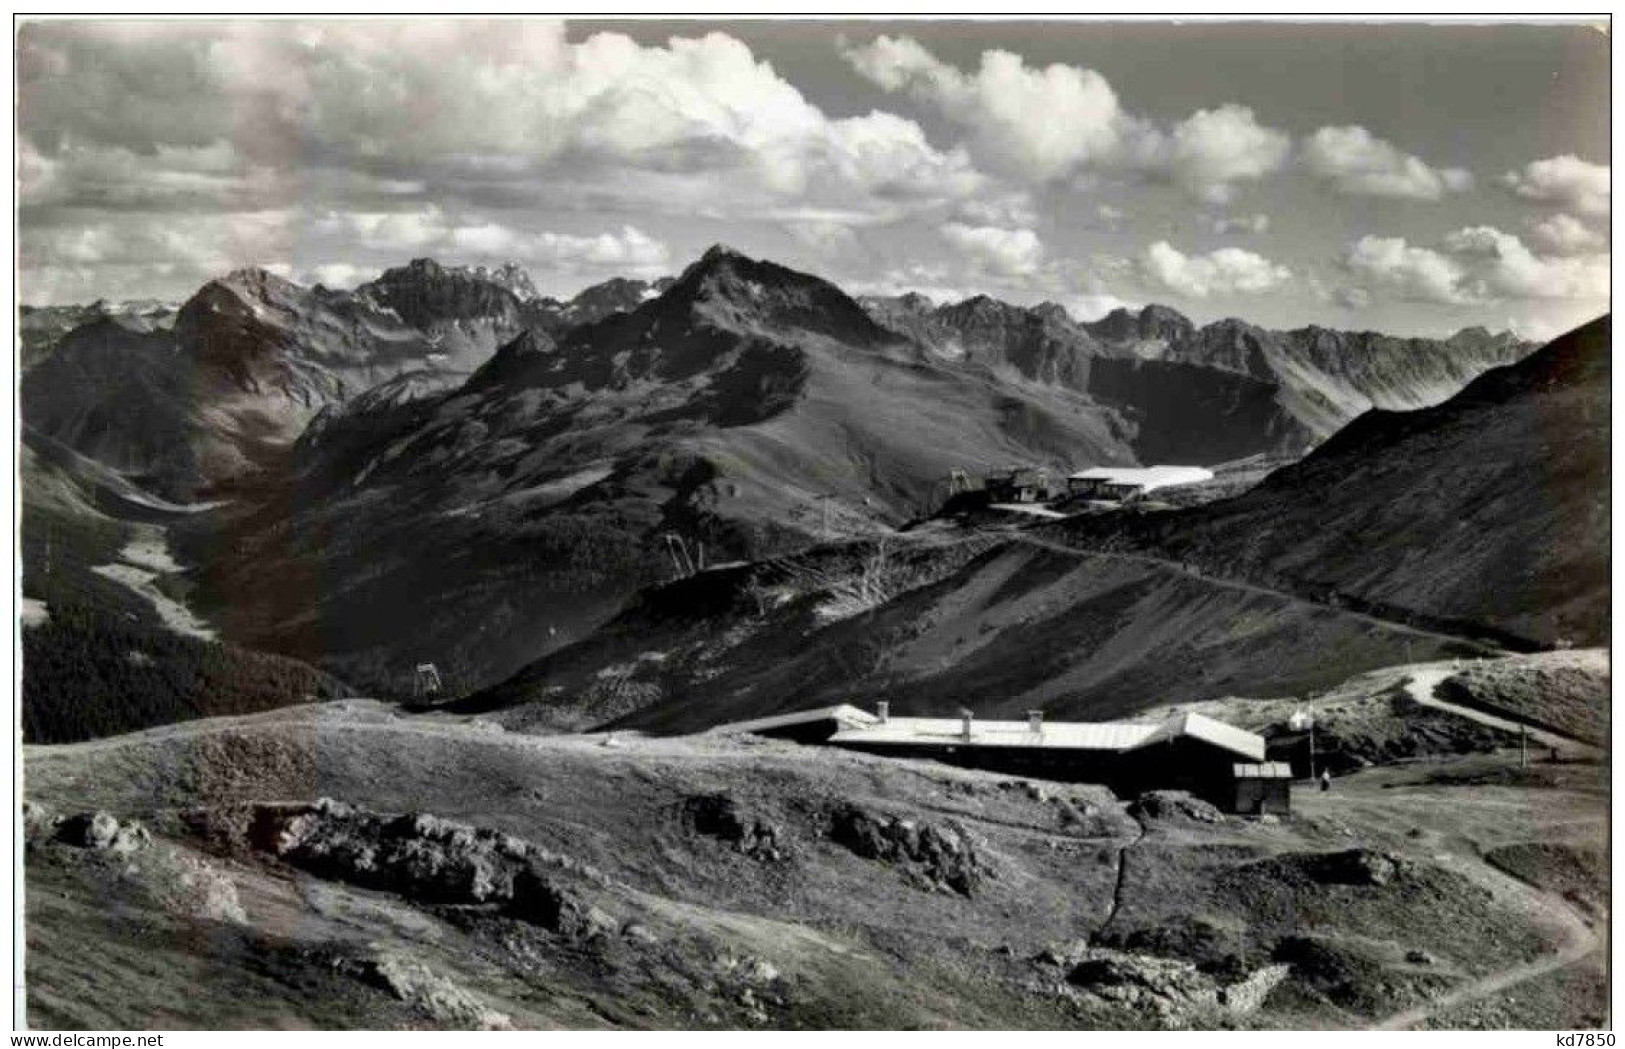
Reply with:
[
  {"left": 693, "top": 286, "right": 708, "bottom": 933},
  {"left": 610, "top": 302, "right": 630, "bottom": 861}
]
[{"left": 22, "top": 687, "right": 1609, "bottom": 1030}]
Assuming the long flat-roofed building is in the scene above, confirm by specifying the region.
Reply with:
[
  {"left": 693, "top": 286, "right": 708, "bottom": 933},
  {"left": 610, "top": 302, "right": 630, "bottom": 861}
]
[
  {"left": 1068, "top": 465, "right": 1215, "bottom": 501},
  {"left": 705, "top": 703, "right": 1276, "bottom": 811},
  {"left": 826, "top": 708, "right": 1267, "bottom": 808}
]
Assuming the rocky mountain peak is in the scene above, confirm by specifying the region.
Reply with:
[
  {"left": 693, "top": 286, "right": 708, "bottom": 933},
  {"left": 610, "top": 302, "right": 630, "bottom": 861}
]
[
  {"left": 1031, "top": 301, "right": 1072, "bottom": 325},
  {"left": 472, "top": 261, "right": 540, "bottom": 302},
  {"left": 658, "top": 246, "right": 895, "bottom": 347},
  {"left": 1083, "top": 303, "right": 1193, "bottom": 345},
  {"left": 1139, "top": 304, "right": 1195, "bottom": 339}
]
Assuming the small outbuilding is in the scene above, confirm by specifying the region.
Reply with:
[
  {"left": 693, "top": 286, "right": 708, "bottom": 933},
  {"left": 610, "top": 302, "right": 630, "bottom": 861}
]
[
  {"left": 1232, "top": 762, "right": 1293, "bottom": 815},
  {"left": 985, "top": 466, "right": 1055, "bottom": 504},
  {"left": 826, "top": 708, "right": 1267, "bottom": 809}
]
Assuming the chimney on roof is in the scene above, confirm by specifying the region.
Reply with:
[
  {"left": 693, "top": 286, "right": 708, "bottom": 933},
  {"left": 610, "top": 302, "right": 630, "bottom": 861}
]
[
  {"left": 1028, "top": 710, "right": 1044, "bottom": 735},
  {"left": 876, "top": 701, "right": 889, "bottom": 724},
  {"left": 960, "top": 708, "right": 974, "bottom": 741}
]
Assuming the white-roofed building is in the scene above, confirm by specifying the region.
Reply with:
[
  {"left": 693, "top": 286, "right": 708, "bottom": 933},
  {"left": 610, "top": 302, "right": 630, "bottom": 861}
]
[
  {"left": 1067, "top": 465, "right": 1215, "bottom": 501},
  {"left": 706, "top": 704, "right": 880, "bottom": 744},
  {"left": 819, "top": 707, "right": 1270, "bottom": 810}
]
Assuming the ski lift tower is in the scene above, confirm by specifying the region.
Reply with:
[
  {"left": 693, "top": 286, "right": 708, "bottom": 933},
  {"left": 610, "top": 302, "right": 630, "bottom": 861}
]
[{"left": 1289, "top": 709, "right": 1316, "bottom": 779}]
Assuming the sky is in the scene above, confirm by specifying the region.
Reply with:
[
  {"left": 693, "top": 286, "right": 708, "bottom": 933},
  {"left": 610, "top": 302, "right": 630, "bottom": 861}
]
[{"left": 16, "top": 18, "right": 1611, "bottom": 339}]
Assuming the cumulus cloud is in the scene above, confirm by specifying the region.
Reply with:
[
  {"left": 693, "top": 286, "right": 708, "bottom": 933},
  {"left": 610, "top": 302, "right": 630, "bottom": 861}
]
[
  {"left": 841, "top": 36, "right": 1289, "bottom": 200},
  {"left": 1301, "top": 126, "right": 1473, "bottom": 200},
  {"left": 1441, "top": 225, "right": 1609, "bottom": 301},
  {"left": 313, "top": 208, "right": 670, "bottom": 274},
  {"left": 1095, "top": 204, "right": 1127, "bottom": 229},
  {"left": 1140, "top": 241, "right": 1292, "bottom": 298},
  {"left": 940, "top": 222, "right": 1044, "bottom": 278},
  {"left": 953, "top": 192, "right": 1039, "bottom": 229},
  {"left": 17, "top": 22, "right": 1006, "bottom": 304},
  {"left": 855, "top": 261, "right": 969, "bottom": 307},
  {"left": 19, "top": 208, "right": 305, "bottom": 303},
  {"left": 1527, "top": 213, "right": 1607, "bottom": 255},
  {"left": 1342, "top": 235, "right": 1472, "bottom": 304},
  {"left": 1149, "top": 105, "right": 1291, "bottom": 204},
  {"left": 843, "top": 36, "right": 1134, "bottom": 182},
  {"left": 18, "top": 21, "right": 990, "bottom": 301},
  {"left": 1340, "top": 227, "right": 1608, "bottom": 307},
  {"left": 305, "top": 262, "right": 368, "bottom": 289},
  {"left": 1501, "top": 155, "right": 1611, "bottom": 216}
]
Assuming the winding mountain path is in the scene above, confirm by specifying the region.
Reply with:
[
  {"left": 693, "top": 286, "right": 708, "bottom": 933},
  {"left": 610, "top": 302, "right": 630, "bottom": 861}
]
[
  {"left": 1401, "top": 664, "right": 1603, "bottom": 761},
  {"left": 1371, "top": 851, "right": 1602, "bottom": 1030}
]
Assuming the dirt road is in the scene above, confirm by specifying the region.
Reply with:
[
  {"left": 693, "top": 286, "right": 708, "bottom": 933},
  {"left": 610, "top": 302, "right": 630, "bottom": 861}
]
[
  {"left": 1294, "top": 754, "right": 1607, "bottom": 1031},
  {"left": 1371, "top": 844, "right": 1602, "bottom": 1031},
  {"left": 1402, "top": 664, "right": 1603, "bottom": 761}
]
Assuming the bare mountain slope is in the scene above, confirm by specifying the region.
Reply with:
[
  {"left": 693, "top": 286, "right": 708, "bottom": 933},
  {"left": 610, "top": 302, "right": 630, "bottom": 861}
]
[
  {"left": 1053, "top": 315, "right": 1610, "bottom": 648},
  {"left": 464, "top": 536, "right": 1489, "bottom": 736}
]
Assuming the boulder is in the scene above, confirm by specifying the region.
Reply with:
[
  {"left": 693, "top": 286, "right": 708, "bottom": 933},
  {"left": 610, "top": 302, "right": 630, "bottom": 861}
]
[
  {"left": 679, "top": 794, "right": 784, "bottom": 861},
  {"left": 57, "top": 811, "right": 120, "bottom": 849},
  {"left": 829, "top": 804, "right": 984, "bottom": 896},
  {"left": 1129, "top": 791, "right": 1225, "bottom": 824}
]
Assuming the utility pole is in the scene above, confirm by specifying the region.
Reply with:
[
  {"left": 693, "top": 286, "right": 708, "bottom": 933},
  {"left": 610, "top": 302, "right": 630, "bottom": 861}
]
[
  {"left": 1520, "top": 724, "right": 1529, "bottom": 768},
  {"left": 818, "top": 493, "right": 832, "bottom": 541},
  {"left": 1308, "top": 717, "right": 1317, "bottom": 781}
]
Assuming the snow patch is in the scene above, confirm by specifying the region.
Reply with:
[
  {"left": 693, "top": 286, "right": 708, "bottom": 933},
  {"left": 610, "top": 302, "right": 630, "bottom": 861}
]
[
  {"left": 20, "top": 597, "right": 50, "bottom": 629},
  {"left": 91, "top": 527, "right": 215, "bottom": 640}
]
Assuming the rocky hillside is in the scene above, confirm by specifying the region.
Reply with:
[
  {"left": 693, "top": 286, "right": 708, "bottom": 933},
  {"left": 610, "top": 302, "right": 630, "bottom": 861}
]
[
  {"left": 349, "top": 258, "right": 533, "bottom": 367},
  {"left": 22, "top": 697, "right": 1608, "bottom": 1028},
  {"left": 18, "top": 261, "right": 679, "bottom": 501},
  {"left": 537, "top": 275, "right": 677, "bottom": 332},
  {"left": 463, "top": 534, "right": 1488, "bottom": 736}
]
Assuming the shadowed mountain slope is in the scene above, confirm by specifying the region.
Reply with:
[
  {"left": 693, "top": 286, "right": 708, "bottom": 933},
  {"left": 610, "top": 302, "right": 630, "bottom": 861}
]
[{"left": 1051, "top": 315, "right": 1610, "bottom": 649}]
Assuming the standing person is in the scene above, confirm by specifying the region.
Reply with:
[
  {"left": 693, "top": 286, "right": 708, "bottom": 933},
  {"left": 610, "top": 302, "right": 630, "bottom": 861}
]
[{"left": 1319, "top": 769, "right": 1331, "bottom": 792}]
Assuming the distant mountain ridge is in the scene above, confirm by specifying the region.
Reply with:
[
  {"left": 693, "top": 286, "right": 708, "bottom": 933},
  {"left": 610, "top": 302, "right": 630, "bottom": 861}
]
[
  {"left": 20, "top": 260, "right": 684, "bottom": 500},
  {"left": 19, "top": 298, "right": 177, "bottom": 370},
  {"left": 860, "top": 294, "right": 1531, "bottom": 456}
]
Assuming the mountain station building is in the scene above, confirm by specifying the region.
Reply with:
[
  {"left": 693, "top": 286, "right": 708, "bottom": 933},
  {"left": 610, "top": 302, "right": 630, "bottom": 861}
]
[{"left": 709, "top": 704, "right": 1277, "bottom": 812}]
